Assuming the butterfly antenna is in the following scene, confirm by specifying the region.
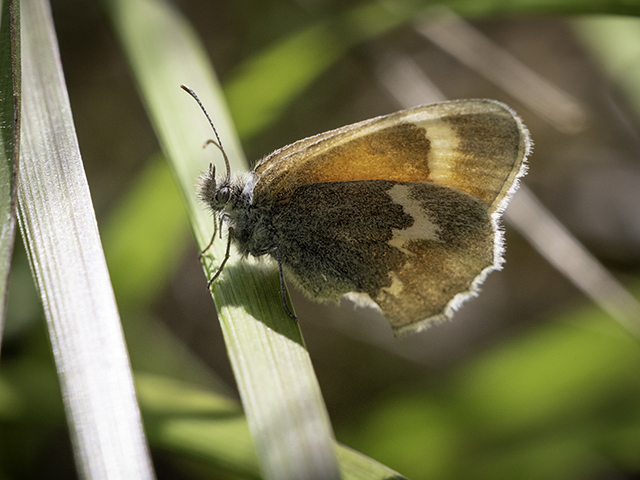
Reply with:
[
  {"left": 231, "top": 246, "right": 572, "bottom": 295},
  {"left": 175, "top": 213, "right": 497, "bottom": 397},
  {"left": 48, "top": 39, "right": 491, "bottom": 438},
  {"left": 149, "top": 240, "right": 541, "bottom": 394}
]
[{"left": 180, "top": 84, "right": 231, "bottom": 180}]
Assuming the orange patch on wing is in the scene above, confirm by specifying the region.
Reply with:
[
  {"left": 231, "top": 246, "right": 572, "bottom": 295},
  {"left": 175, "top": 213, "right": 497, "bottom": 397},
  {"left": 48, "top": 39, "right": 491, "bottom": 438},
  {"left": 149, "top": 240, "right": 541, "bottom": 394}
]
[{"left": 261, "top": 123, "right": 432, "bottom": 204}]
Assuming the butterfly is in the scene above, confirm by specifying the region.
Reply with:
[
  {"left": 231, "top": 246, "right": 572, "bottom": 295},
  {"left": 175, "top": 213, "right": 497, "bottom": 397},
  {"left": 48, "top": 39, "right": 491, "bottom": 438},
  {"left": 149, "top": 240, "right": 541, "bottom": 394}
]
[{"left": 182, "top": 85, "right": 531, "bottom": 335}]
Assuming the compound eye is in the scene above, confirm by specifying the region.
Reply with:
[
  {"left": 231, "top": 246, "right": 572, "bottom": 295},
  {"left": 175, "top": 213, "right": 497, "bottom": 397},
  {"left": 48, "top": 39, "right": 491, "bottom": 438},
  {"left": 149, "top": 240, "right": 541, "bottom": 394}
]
[{"left": 216, "top": 187, "right": 231, "bottom": 204}]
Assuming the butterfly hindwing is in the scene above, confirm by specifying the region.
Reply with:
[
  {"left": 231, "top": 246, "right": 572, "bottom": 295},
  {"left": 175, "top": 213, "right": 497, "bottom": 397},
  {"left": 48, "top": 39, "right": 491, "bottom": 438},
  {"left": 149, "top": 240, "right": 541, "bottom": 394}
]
[{"left": 269, "top": 179, "right": 493, "bottom": 332}]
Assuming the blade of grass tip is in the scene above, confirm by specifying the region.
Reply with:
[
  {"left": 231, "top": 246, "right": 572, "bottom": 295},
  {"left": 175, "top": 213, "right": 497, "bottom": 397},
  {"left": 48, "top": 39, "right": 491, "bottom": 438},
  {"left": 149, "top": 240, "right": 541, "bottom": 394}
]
[
  {"left": 103, "top": 0, "right": 341, "bottom": 478},
  {"left": 18, "top": 0, "right": 155, "bottom": 478},
  {"left": 0, "top": 0, "right": 20, "bottom": 345},
  {"left": 336, "top": 445, "right": 409, "bottom": 480}
]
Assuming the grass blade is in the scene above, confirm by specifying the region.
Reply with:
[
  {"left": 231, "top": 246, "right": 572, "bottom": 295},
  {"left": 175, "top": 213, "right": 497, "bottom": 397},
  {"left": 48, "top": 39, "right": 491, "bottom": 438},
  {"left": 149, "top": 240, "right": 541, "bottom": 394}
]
[
  {"left": 18, "top": 0, "right": 154, "bottom": 477},
  {"left": 104, "top": 0, "right": 341, "bottom": 478},
  {"left": 136, "top": 372, "right": 408, "bottom": 480},
  {"left": 0, "top": 0, "right": 20, "bottom": 342}
]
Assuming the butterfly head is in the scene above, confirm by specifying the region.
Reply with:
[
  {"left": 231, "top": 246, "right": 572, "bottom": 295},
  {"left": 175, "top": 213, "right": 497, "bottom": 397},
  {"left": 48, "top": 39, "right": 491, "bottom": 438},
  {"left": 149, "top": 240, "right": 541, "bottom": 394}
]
[
  {"left": 198, "top": 163, "right": 234, "bottom": 214},
  {"left": 180, "top": 85, "right": 237, "bottom": 216}
]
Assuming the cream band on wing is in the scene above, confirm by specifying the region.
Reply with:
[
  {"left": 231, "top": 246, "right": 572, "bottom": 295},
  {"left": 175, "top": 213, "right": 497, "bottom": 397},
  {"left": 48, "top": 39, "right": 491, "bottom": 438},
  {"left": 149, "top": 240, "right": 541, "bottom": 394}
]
[
  {"left": 418, "top": 121, "right": 460, "bottom": 190},
  {"left": 385, "top": 184, "right": 441, "bottom": 256}
]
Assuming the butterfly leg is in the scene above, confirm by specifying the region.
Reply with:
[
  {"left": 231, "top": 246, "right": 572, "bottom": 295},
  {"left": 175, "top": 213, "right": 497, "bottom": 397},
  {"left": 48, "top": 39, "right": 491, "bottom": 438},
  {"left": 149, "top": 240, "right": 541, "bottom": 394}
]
[
  {"left": 199, "top": 205, "right": 229, "bottom": 259},
  {"left": 207, "top": 228, "right": 233, "bottom": 288},
  {"left": 199, "top": 214, "right": 218, "bottom": 259},
  {"left": 274, "top": 246, "right": 297, "bottom": 321}
]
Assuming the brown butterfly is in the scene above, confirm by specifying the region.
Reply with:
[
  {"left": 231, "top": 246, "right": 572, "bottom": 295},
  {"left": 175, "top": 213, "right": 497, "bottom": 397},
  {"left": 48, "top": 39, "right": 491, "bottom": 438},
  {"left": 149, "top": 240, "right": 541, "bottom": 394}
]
[{"left": 183, "top": 85, "right": 531, "bottom": 335}]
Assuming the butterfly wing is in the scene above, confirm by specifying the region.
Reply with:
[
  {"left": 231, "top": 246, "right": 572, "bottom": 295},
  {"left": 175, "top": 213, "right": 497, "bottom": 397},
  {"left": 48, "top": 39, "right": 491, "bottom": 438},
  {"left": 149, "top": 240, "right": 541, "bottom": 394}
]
[{"left": 256, "top": 100, "right": 530, "bottom": 334}]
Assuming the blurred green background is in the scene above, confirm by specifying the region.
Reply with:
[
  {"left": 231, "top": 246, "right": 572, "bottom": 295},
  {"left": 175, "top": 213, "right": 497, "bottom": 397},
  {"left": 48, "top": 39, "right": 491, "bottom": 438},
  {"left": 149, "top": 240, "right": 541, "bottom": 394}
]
[{"left": 2, "top": 0, "right": 640, "bottom": 479}]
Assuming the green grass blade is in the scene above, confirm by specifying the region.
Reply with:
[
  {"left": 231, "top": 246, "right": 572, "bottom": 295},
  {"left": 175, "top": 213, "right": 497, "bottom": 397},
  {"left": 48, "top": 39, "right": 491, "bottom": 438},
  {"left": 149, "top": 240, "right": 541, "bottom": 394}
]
[
  {"left": 0, "top": 0, "right": 20, "bottom": 341},
  {"left": 136, "top": 373, "right": 408, "bottom": 480},
  {"left": 18, "top": 0, "right": 154, "bottom": 477},
  {"left": 104, "top": 0, "right": 341, "bottom": 478}
]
